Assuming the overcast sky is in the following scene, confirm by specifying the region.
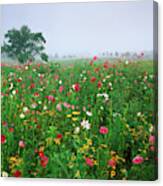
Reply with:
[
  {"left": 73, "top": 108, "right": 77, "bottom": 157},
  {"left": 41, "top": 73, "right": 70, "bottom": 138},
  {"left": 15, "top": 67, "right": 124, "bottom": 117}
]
[{"left": 1, "top": 0, "right": 153, "bottom": 56}]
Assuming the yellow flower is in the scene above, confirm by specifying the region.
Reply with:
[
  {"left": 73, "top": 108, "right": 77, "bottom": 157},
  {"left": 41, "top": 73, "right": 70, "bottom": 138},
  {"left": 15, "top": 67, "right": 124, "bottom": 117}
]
[
  {"left": 93, "top": 160, "right": 98, "bottom": 165},
  {"left": 75, "top": 170, "right": 80, "bottom": 178},
  {"left": 110, "top": 170, "right": 116, "bottom": 177},
  {"left": 39, "top": 146, "right": 45, "bottom": 152},
  {"left": 72, "top": 117, "right": 78, "bottom": 121},
  {"left": 100, "top": 144, "right": 107, "bottom": 148},
  {"left": 67, "top": 114, "right": 72, "bottom": 118},
  {"left": 72, "top": 111, "right": 80, "bottom": 115},
  {"left": 87, "top": 139, "right": 92, "bottom": 146},
  {"left": 54, "top": 138, "right": 61, "bottom": 145}
]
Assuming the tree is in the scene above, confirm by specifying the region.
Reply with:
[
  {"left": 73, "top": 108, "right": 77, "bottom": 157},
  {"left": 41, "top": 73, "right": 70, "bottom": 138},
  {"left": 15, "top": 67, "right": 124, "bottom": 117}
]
[{"left": 1, "top": 25, "right": 48, "bottom": 63}]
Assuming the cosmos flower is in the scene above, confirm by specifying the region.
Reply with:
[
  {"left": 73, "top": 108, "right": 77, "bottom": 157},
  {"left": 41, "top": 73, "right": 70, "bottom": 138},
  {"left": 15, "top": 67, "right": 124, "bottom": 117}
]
[
  {"left": 72, "top": 83, "right": 80, "bottom": 92},
  {"left": 99, "top": 126, "right": 109, "bottom": 134},
  {"left": 19, "top": 113, "right": 25, "bottom": 119},
  {"left": 86, "top": 111, "right": 92, "bottom": 116},
  {"left": 90, "top": 77, "right": 96, "bottom": 83},
  {"left": 132, "top": 155, "right": 144, "bottom": 164},
  {"left": 39, "top": 155, "right": 49, "bottom": 168},
  {"left": 81, "top": 120, "right": 91, "bottom": 130},
  {"left": 59, "top": 86, "right": 64, "bottom": 93},
  {"left": 74, "top": 127, "right": 80, "bottom": 134},
  {"left": 56, "top": 103, "right": 62, "bottom": 112},
  {"left": 93, "top": 56, "right": 98, "bottom": 61},
  {"left": 23, "top": 107, "right": 29, "bottom": 113},
  {"left": 108, "top": 159, "right": 116, "bottom": 168},
  {"left": 85, "top": 157, "right": 94, "bottom": 167},
  {"left": 19, "top": 140, "right": 25, "bottom": 148},
  {"left": 46, "top": 95, "right": 55, "bottom": 102},
  {"left": 1, "top": 135, "right": 6, "bottom": 144},
  {"left": 13, "top": 170, "right": 22, "bottom": 177},
  {"left": 56, "top": 134, "right": 63, "bottom": 139},
  {"left": 149, "top": 135, "right": 155, "bottom": 145}
]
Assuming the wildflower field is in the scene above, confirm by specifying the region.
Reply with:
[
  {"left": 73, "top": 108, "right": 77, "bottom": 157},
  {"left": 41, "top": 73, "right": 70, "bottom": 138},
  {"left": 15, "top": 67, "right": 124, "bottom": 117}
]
[{"left": 1, "top": 58, "right": 157, "bottom": 180}]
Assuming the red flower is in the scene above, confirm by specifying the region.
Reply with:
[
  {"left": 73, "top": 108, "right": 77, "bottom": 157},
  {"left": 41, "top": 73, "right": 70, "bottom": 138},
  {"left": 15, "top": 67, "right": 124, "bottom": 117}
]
[
  {"left": 34, "top": 92, "right": 39, "bottom": 97},
  {"left": 17, "top": 78, "right": 22, "bottom": 83},
  {"left": 13, "top": 170, "right": 22, "bottom": 177},
  {"left": 56, "top": 134, "right": 62, "bottom": 139},
  {"left": 90, "top": 77, "right": 96, "bottom": 83},
  {"left": 9, "top": 127, "right": 14, "bottom": 132},
  {"left": 30, "top": 83, "right": 35, "bottom": 89},
  {"left": 1, "top": 135, "right": 6, "bottom": 144},
  {"left": 85, "top": 157, "right": 94, "bottom": 167},
  {"left": 73, "top": 83, "right": 80, "bottom": 92},
  {"left": 99, "top": 126, "right": 109, "bottom": 134},
  {"left": 103, "top": 61, "right": 109, "bottom": 69},
  {"left": 38, "top": 151, "right": 45, "bottom": 158},
  {"left": 40, "top": 155, "right": 49, "bottom": 168},
  {"left": 97, "top": 81, "right": 102, "bottom": 88},
  {"left": 2, "top": 121, "right": 7, "bottom": 126},
  {"left": 46, "top": 95, "right": 55, "bottom": 102}
]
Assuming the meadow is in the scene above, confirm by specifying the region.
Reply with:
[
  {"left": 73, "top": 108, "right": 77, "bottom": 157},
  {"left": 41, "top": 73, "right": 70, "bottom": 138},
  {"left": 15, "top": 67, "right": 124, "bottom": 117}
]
[{"left": 1, "top": 58, "right": 157, "bottom": 180}]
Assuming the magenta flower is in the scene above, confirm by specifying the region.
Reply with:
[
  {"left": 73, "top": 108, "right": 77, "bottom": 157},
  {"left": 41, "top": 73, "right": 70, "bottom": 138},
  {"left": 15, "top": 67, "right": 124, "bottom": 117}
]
[
  {"left": 85, "top": 157, "right": 94, "bottom": 167},
  {"left": 132, "top": 155, "right": 144, "bottom": 164},
  {"left": 99, "top": 126, "right": 108, "bottom": 134}
]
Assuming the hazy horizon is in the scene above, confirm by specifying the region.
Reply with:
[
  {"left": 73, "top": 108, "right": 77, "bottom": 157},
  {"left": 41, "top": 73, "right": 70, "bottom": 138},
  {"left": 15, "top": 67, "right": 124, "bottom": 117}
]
[{"left": 1, "top": 0, "right": 153, "bottom": 57}]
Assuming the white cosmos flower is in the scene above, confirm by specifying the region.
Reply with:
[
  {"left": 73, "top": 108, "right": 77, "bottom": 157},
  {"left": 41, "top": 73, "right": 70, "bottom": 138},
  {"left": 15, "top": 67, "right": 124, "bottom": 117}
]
[
  {"left": 43, "top": 105, "right": 47, "bottom": 110},
  {"left": 20, "top": 113, "right": 25, "bottom": 119},
  {"left": 23, "top": 107, "right": 29, "bottom": 112},
  {"left": 86, "top": 111, "right": 92, "bottom": 116},
  {"left": 38, "top": 101, "right": 42, "bottom": 105},
  {"left": 81, "top": 120, "right": 91, "bottom": 130},
  {"left": 12, "top": 90, "right": 16, "bottom": 95},
  {"left": 59, "top": 80, "right": 62, "bottom": 84},
  {"left": 2, "top": 171, "right": 8, "bottom": 177},
  {"left": 31, "top": 103, "right": 37, "bottom": 109},
  {"left": 125, "top": 60, "right": 129, "bottom": 65},
  {"left": 74, "top": 127, "right": 80, "bottom": 134}
]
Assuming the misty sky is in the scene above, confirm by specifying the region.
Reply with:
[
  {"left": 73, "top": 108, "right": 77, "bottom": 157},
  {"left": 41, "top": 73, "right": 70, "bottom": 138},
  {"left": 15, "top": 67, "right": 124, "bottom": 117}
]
[{"left": 1, "top": 0, "right": 153, "bottom": 56}]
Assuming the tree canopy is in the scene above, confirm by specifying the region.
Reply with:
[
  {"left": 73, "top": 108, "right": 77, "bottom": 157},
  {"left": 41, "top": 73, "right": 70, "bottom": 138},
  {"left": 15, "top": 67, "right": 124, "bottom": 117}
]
[{"left": 1, "top": 25, "right": 48, "bottom": 63}]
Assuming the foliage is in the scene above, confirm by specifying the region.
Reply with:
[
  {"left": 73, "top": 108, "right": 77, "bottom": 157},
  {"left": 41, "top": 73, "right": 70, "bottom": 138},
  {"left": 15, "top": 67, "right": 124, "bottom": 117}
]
[{"left": 1, "top": 25, "right": 48, "bottom": 63}]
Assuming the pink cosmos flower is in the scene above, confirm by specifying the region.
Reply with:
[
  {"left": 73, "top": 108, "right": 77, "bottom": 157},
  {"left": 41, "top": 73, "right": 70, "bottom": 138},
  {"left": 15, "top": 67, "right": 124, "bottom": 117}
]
[
  {"left": 19, "top": 140, "right": 25, "bottom": 148},
  {"left": 150, "top": 146, "right": 155, "bottom": 151},
  {"left": 93, "top": 56, "right": 98, "bottom": 61},
  {"left": 56, "top": 103, "right": 62, "bottom": 111},
  {"left": 46, "top": 95, "right": 55, "bottom": 102},
  {"left": 63, "top": 102, "right": 71, "bottom": 108},
  {"left": 59, "top": 86, "right": 64, "bottom": 93},
  {"left": 85, "top": 157, "right": 94, "bottom": 167},
  {"left": 132, "top": 155, "right": 144, "bottom": 164},
  {"left": 99, "top": 126, "right": 109, "bottom": 134},
  {"left": 108, "top": 159, "right": 116, "bottom": 167},
  {"left": 149, "top": 135, "right": 155, "bottom": 145}
]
